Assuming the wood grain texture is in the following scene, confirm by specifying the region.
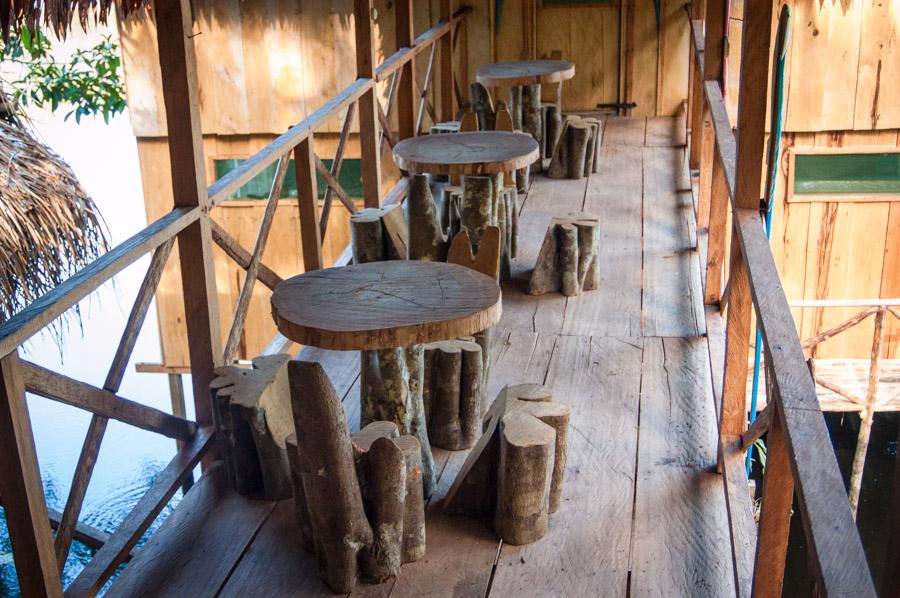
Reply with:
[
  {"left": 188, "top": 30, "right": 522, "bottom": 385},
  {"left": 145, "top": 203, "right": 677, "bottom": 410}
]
[
  {"left": 272, "top": 261, "right": 501, "bottom": 351},
  {"left": 491, "top": 336, "right": 640, "bottom": 596},
  {"left": 475, "top": 60, "right": 575, "bottom": 87},
  {"left": 0, "top": 353, "right": 63, "bottom": 596},
  {"left": 631, "top": 337, "right": 735, "bottom": 597},
  {"left": 393, "top": 131, "right": 539, "bottom": 175},
  {"left": 642, "top": 147, "right": 705, "bottom": 337},
  {"left": 106, "top": 464, "right": 275, "bottom": 598}
]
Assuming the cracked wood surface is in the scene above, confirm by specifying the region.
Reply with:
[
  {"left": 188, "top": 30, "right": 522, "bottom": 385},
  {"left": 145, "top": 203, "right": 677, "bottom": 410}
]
[{"left": 271, "top": 261, "right": 502, "bottom": 351}]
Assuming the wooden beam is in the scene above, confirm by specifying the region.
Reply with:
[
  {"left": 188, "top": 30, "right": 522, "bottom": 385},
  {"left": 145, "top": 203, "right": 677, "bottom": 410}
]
[
  {"left": 704, "top": 155, "right": 728, "bottom": 305},
  {"left": 703, "top": 0, "right": 725, "bottom": 84},
  {"left": 156, "top": 0, "right": 222, "bottom": 428},
  {"left": 732, "top": 0, "right": 771, "bottom": 211},
  {"left": 733, "top": 208, "right": 876, "bottom": 596},
  {"left": 355, "top": 0, "right": 383, "bottom": 209},
  {"left": 741, "top": 403, "right": 770, "bottom": 449},
  {"left": 223, "top": 155, "right": 291, "bottom": 365},
  {"left": 0, "top": 207, "right": 196, "bottom": 359},
  {"left": 751, "top": 406, "right": 794, "bottom": 597},
  {"left": 320, "top": 103, "right": 356, "bottom": 236},
  {"left": 314, "top": 155, "right": 357, "bottom": 215},
  {"left": 209, "top": 221, "right": 283, "bottom": 291},
  {"left": 801, "top": 307, "right": 877, "bottom": 350},
  {"left": 848, "top": 308, "right": 888, "bottom": 517},
  {"left": 295, "top": 136, "right": 323, "bottom": 271},
  {"left": 64, "top": 427, "right": 214, "bottom": 597},
  {"left": 439, "top": 0, "right": 454, "bottom": 122},
  {"left": 720, "top": 235, "right": 752, "bottom": 444},
  {"left": 22, "top": 361, "right": 197, "bottom": 440},
  {"left": 416, "top": 43, "right": 439, "bottom": 134},
  {"left": 704, "top": 81, "right": 736, "bottom": 196},
  {"left": 0, "top": 352, "right": 63, "bottom": 596},
  {"left": 395, "top": 0, "right": 416, "bottom": 141}
]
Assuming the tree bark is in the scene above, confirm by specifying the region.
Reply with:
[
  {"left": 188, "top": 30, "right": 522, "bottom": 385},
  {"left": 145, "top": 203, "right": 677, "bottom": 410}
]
[
  {"left": 287, "top": 361, "right": 373, "bottom": 593},
  {"left": 461, "top": 175, "right": 493, "bottom": 248},
  {"left": 285, "top": 432, "right": 315, "bottom": 553},
  {"left": 529, "top": 213, "right": 600, "bottom": 296},
  {"left": 359, "top": 437, "right": 406, "bottom": 582},
  {"left": 494, "top": 412, "right": 556, "bottom": 545},
  {"left": 470, "top": 82, "right": 495, "bottom": 131},
  {"left": 393, "top": 435, "right": 426, "bottom": 563},
  {"left": 210, "top": 354, "right": 293, "bottom": 500},
  {"left": 423, "top": 339, "right": 483, "bottom": 450},
  {"left": 508, "top": 86, "right": 523, "bottom": 131},
  {"left": 407, "top": 174, "right": 447, "bottom": 261}
]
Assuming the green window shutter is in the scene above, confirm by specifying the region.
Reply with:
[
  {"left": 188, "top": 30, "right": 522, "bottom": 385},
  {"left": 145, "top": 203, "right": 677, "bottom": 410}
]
[
  {"left": 213, "top": 158, "right": 363, "bottom": 201},
  {"left": 794, "top": 153, "right": 900, "bottom": 195}
]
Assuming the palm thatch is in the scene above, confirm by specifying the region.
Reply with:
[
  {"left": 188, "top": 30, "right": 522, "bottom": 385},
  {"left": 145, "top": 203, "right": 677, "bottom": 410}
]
[
  {"left": 1, "top": 0, "right": 150, "bottom": 42},
  {"left": 0, "top": 118, "right": 108, "bottom": 321}
]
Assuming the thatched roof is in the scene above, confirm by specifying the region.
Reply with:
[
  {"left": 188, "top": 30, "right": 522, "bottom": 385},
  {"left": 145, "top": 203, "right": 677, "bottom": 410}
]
[
  {"left": 0, "top": 118, "right": 108, "bottom": 321},
  {"left": 1, "top": 0, "right": 150, "bottom": 42}
]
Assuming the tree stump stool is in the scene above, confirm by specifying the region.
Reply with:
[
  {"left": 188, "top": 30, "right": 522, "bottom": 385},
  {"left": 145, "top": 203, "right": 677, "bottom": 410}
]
[
  {"left": 210, "top": 354, "right": 294, "bottom": 500},
  {"left": 547, "top": 115, "right": 602, "bottom": 180},
  {"left": 422, "top": 338, "right": 484, "bottom": 450},
  {"left": 272, "top": 262, "right": 502, "bottom": 501},
  {"left": 529, "top": 212, "right": 600, "bottom": 297},
  {"left": 443, "top": 384, "right": 570, "bottom": 545},
  {"left": 285, "top": 363, "right": 427, "bottom": 591}
]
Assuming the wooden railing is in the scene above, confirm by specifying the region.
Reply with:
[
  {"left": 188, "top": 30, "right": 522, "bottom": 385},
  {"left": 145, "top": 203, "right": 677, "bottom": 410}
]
[
  {"left": 687, "top": 2, "right": 878, "bottom": 596},
  {"left": 0, "top": 1, "right": 468, "bottom": 595}
]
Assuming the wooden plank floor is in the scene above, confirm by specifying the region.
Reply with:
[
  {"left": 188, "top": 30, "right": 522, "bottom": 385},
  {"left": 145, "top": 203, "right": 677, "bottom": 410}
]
[{"left": 108, "top": 117, "right": 746, "bottom": 598}]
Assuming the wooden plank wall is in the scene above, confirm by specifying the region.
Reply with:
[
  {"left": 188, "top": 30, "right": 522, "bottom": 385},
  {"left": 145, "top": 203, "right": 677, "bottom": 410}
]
[
  {"left": 768, "top": 130, "right": 900, "bottom": 359},
  {"left": 725, "top": 0, "right": 900, "bottom": 131},
  {"left": 721, "top": 0, "right": 900, "bottom": 358}
]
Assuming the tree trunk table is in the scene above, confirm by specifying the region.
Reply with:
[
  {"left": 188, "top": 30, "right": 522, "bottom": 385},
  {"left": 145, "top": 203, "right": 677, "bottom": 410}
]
[
  {"left": 271, "top": 260, "right": 502, "bottom": 496},
  {"left": 393, "top": 131, "right": 538, "bottom": 278},
  {"left": 476, "top": 60, "right": 576, "bottom": 162}
]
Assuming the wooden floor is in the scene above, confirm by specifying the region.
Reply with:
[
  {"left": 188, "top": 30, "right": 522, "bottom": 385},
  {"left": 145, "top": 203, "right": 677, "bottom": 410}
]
[{"left": 107, "top": 116, "right": 745, "bottom": 597}]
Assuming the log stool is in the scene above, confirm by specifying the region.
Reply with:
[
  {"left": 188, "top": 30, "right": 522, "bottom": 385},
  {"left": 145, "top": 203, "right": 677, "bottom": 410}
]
[
  {"left": 476, "top": 59, "right": 576, "bottom": 178},
  {"left": 210, "top": 354, "right": 294, "bottom": 500},
  {"left": 271, "top": 261, "right": 502, "bottom": 501},
  {"left": 284, "top": 362, "right": 426, "bottom": 590},
  {"left": 443, "top": 384, "right": 570, "bottom": 545},
  {"left": 547, "top": 115, "right": 602, "bottom": 180},
  {"left": 393, "top": 131, "right": 539, "bottom": 280},
  {"left": 529, "top": 212, "right": 600, "bottom": 296}
]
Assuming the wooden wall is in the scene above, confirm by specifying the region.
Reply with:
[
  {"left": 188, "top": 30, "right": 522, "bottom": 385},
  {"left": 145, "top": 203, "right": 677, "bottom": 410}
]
[
  {"left": 769, "top": 131, "right": 900, "bottom": 359},
  {"left": 720, "top": 0, "right": 900, "bottom": 358},
  {"left": 725, "top": 0, "right": 900, "bottom": 132}
]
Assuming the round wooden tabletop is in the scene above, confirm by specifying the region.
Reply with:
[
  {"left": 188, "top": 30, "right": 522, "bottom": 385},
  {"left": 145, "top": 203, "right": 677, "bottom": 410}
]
[
  {"left": 271, "top": 261, "right": 502, "bottom": 351},
  {"left": 392, "top": 131, "right": 539, "bottom": 176},
  {"left": 476, "top": 60, "right": 575, "bottom": 87}
]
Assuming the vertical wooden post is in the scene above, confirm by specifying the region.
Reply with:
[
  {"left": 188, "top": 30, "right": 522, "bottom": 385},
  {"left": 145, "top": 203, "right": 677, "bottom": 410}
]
[
  {"left": 733, "top": 0, "right": 773, "bottom": 212},
  {"left": 704, "top": 153, "right": 728, "bottom": 305},
  {"left": 696, "top": 105, "right": 715, "bottom": 231},
  {"left": 355, "top": 0, "right": 382, "bottom": 209},
  {"left": 848, "top": 307, "right": 887, "bottom": 517},
  {"left": 703, "top": 0, "right": 726, "bottom": 86},
  {"left": 687, "top": 0, "right": 705, "bottom": 169},
  {"left": 296, "top": 136, "right": 323, "bottom": 271},
  {"left": 439, "top": 0, "right": 455, "bottom": 122},
  {"left": 395, "top": 0, "right": 416, "bottom": 140},
  {"left": 751, "top": 404, "right": 794, "bottom": 597},
  {"left": 720, "top": 237, "right": 752, "bottom": 448},
  {"left": 0, "top": 352, "right": 63, "bottom": 597},
  {"left": 719, "top": 0, "right": 774, "bottom": 459},
  {"left": 156, "top": 0, "right": 222, "bottom": 427}
]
